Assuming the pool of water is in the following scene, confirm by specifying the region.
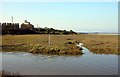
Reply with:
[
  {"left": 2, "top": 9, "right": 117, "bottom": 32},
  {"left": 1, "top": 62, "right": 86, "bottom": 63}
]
[{"left": 0, "top": 47, "right": 119, "bottom": 75}]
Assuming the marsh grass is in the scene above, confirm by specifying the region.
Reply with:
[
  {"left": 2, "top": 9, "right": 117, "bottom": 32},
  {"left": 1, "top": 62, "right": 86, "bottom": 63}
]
[
  {"left": 2, "top": 34, "right": 119, "bottom": 55},
  {"left": 2, "top": 34, "right": 83, "bottom": 55},
  {"left": 80, "top": 35, "right": 119, "bottom": 54}
]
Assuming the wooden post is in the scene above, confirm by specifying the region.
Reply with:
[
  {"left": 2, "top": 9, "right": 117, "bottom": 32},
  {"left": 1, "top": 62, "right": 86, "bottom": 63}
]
[
  {"left": 12, "top": 16, "right": 13, "bottom": 23},
  {"left": 49, "top": 34, "right": 50, "bottom": 46}
]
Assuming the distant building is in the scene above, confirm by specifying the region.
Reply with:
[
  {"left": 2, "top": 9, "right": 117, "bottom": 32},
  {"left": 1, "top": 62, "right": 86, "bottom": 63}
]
[
  {"left": 1, "top": 23, "right": 19, "bottom": 29},
  {"left": 21, "top": 20, "right": 34, "bottom": 30}
]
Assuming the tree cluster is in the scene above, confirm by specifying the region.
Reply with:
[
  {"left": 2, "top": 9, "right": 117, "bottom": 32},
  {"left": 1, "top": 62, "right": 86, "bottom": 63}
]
[{"left": 34, "top": 27, "right": 77, "bottom": 35}]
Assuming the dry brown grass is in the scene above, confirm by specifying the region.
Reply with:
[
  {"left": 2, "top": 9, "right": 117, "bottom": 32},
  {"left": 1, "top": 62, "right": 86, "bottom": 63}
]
[
  {"left": 80, "top": 34, "right": 119, "bottom": 54},
  {"left": 1, "top": 34, "right": 119, "bottom": 55}
]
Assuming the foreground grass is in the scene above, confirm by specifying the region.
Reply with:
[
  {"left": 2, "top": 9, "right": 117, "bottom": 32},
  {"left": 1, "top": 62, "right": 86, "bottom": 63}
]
[{"left": 1, "top": 34, "right": 119, "bottom": 55}]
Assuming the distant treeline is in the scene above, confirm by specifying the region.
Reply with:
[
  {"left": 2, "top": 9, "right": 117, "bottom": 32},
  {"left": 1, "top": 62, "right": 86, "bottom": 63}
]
[
  {"left": 1, "top": 28, "right": 77, "bottom": 35},
  {"left": 0, "top": 22, "right": 77, "bottom": 35},
  {"left": 34, "top": 27, "right": 77, "bottom": 35}
]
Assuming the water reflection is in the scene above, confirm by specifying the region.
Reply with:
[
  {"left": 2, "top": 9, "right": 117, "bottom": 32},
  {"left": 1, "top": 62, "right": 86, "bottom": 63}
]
[{"left": 1, "top": 50, "right": 118, "bottom": 75}]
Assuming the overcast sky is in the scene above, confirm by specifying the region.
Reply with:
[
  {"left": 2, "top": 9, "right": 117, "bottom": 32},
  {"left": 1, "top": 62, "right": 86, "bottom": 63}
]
[{"left": 1, "top": 2, "right": 118, "bottom": 32}]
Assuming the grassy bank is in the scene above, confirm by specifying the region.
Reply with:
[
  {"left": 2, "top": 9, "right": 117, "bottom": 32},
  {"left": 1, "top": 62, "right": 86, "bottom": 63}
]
[{"left": 1, "top": 34, "right": 119, "bottom": 55}]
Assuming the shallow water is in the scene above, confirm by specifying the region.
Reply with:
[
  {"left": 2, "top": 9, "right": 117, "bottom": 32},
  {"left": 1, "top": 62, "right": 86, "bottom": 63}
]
[{"left": 0, "top": 47, "right": 119, "bottom": 75}]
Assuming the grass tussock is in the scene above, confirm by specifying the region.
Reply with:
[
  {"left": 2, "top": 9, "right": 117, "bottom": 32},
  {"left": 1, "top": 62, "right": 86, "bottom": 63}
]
[{"left": 29, "top": 43, "right": 83, "bottom": 55}]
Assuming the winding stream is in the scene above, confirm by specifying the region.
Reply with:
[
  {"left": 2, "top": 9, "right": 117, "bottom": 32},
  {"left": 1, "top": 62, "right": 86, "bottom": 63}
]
[{"left": 0, "top": 46, "right": 119, "bottom": 75}]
